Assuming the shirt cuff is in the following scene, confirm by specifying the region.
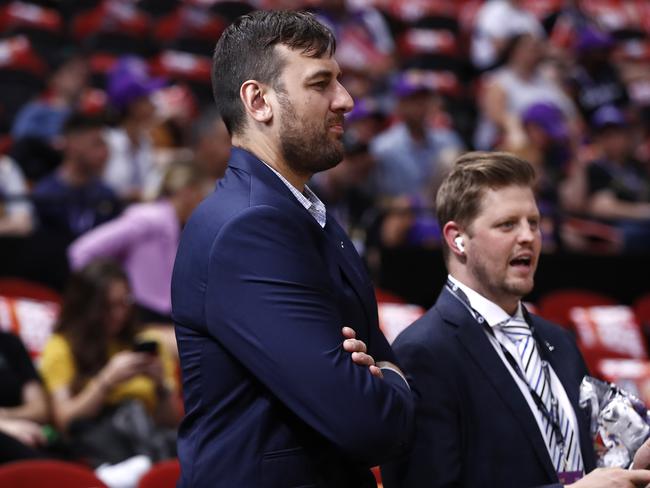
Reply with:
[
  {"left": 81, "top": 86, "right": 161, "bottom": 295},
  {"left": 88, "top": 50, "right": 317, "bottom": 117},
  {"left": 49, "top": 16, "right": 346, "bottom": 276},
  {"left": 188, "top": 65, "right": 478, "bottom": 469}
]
[{"left": 379, "top": 366, "right": 410, "bottom": 390}]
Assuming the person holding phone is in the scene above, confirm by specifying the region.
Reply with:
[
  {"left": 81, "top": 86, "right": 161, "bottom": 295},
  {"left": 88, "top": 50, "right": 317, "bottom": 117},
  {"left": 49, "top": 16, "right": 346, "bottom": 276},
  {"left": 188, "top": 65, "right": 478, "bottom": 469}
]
[{"left": 39, "top": 259, "right": 180, "bottom": 468}]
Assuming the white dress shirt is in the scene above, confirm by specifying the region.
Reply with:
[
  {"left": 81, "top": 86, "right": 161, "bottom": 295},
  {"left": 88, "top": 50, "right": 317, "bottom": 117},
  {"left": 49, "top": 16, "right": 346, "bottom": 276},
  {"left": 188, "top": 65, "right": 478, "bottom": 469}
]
[{"left": 448, "top": 275, "right": 583, "bottom": 468}]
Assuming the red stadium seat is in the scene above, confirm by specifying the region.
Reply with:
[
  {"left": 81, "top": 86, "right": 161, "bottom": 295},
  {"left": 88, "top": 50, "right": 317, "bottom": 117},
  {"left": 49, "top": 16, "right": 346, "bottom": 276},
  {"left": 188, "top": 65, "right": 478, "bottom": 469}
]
[
  {"left": 597, "top": 358, "right": 650, "bottom": 406},
  {"left": 0, "top": 460, "right": 107, "bottom": 487},
  {"left": 0, "top": 2, "right": 63, "bottom": 34},
  {"left": 0, "top": 277, "right": 61, "bottom": 304},
  {"left": 634, "top": 294, "right": 650, "bottom": 349},
  {"left": 570, "top": 305, "right": 648, "bottom": 374},
  {"left": 372, "top": 465, "right": 383, "bottom": 488},
  {"left": 538, "top": 289, "right": 617, "bottom": 329},
  {"left": 0, "top": 278, "right": 61, "bottom": 360},
  {"left": 375, "top": 288, "right": 425, "bottom": 344},
  {"left": 635, "top": 293, "right": 650, "bottom": 330},
  {"left": 71, "top": 0, "right": 151, "bottom": 41},
  {"left": 137, "top": 459, "right": 180, "bottom": 488},
  {"left": 375, "top": 287, "right": 406, "bottom": 304}
]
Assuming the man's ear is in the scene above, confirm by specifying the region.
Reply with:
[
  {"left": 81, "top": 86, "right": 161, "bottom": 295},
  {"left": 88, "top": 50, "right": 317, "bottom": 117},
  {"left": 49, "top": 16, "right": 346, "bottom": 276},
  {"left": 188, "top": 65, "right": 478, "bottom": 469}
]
[
  {"left": 443, "top": 221, "right": 466, "bottom": 258},
  {"left": 240, "top": 80, "right": 273, "bottom": 124}
]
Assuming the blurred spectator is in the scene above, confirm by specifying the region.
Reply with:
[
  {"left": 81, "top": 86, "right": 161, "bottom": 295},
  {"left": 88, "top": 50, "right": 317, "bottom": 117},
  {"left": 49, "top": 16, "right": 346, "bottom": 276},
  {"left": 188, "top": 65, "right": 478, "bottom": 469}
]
[
  {"left": 309, "top": 0, "right": 396, "bottom": 77},
  {"left": 501, "top": 102, "right": 573, "bottom": 208},
  {"left": 0, "top": 155, "right": 34, "bottom": 236},
  {"left": 475, "top": 33, "right": 577, "bottom": 150},
  {"left": 104, "top": 57, "right": 167, "bottom": 202},
  {"left": 376, "top": 195, "right": 418, "bottom": 250},
  {"left": 500, "top": 101, "right": 580, "bottom": 251},
  {"left": 7, "top": 136, "right": 63, "bottom": 187},
  {"left": 369, "top": 71, "right": 464, "bottom": 199},
  {"left": 150, "top": 85, "right": 198, "bottom": 151},
  {"left": 69, "top": 163, "right": 210, "bottom": 323},
  {"left": 11, "top": 51, "right": 89, "bottom": 144},
  {"left": 568, "top": 26, "right": 630, "bottom": 123},
  {"left": 344, "top": 98, "right": 386, "bottom": 145},
  {"left": 585, "top": 105, "right": 650, "bottom": 252},
  {"left": 0, "top": 331, "right": 50, "bottom": 463},
  {"left": 39, "top": 260, "right": 179, "bottom": 470},
  {"left": 471, "top": 0, "right": 544, "bottom": 71},
  {"left": 31, "top": 112, "right": 121, "bottom": 242},
  {"left": 190, "top": 108, "right": 231, "bottom": 181}
]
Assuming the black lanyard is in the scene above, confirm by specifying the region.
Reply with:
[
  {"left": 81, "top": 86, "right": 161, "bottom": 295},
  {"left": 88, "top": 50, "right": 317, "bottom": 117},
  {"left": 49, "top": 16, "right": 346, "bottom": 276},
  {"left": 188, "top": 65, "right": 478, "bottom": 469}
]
[{"left": 445, "top": 280, "right": 568, "bottom": 465}]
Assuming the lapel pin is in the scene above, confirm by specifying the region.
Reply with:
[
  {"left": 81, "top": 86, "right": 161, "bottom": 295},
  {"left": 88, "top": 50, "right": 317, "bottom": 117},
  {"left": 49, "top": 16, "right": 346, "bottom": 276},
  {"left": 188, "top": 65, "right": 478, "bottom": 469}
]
[
  {"left": 340, "top": 241, "right": 344, "bottom": 249},
  {"left": 546, "top": 341, "right": 555, "bottom": 352}
]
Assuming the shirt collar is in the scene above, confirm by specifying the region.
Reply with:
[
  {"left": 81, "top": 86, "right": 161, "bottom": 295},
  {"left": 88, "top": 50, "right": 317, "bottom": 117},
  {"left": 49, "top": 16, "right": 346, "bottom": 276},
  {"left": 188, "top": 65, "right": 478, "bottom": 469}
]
[
  {"left": 261, "top": 161, "right": 327, "bottom": 228},
  {"left": 447, "top": 274, "right": 523, "bottom": 327}
]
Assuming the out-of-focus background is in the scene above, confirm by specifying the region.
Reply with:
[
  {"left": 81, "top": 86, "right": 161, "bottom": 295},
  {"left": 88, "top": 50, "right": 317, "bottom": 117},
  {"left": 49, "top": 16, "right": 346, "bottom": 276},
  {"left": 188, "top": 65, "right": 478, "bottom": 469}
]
[{"left": 0, "top": 1, "right": 650, "bottom": 486}]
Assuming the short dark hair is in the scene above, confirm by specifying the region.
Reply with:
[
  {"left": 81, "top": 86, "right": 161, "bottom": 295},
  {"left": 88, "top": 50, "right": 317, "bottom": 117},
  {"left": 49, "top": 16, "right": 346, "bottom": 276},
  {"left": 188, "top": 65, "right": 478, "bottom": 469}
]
[
  {"left": 212, "top": 10, "right": 336, "bottom": 135},
  {"left": 436, "top": 152, "right": 536, "bottom": 257},
  {"left": 62, "top": 111, "right": 106, "bottom": 135}
]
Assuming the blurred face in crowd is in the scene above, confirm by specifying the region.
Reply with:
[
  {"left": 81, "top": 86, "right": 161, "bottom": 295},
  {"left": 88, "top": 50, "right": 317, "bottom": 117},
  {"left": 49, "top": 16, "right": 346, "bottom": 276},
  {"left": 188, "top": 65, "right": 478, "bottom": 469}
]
[
  {"left": 509, "top": 34, "right": 543, "bottom": 71},
  {"left": 348, "top": 116, "right": 384, "bottom": 145},
  {"left": 105, "top": 279, "right": 133, "bottom": 337},
  {"left": 525, "top": 123, "right": 551, "bottom": 148},
  {"left": 126, "top": 96, "right": 158, "bottom": 131},
  {"left": 273, "top": 45, "right": 354, "bottom": 175},
  {"left": 195, "top": 118, "right": 231, "bottom": 180},
  {"left": 52, "top": 57, "right": 89, "bottom": 100},
  {"left": 598, "top": 126, "right": 632, "bottom": 163},
  {"left": 66, "top": 128, "right": 109, "bottom": 178},
  {"left": 397, "top": 91, "right": 434, "bottom": 130},
  {"left": 457, "top": 185, "right": 541, "bottom": 314},
  {"left": 327, "top": 149, "right": 376, "bottom": 189}
]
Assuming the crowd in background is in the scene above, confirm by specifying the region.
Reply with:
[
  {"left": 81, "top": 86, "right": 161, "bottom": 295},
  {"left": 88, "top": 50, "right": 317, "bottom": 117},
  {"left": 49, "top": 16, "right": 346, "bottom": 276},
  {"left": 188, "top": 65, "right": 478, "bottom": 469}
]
[
  {"left": 0, "top": 0, "right": 650, "bottom": 484},
  {"left": 0, "top": 0, "right": 649, "bottom": 276}
]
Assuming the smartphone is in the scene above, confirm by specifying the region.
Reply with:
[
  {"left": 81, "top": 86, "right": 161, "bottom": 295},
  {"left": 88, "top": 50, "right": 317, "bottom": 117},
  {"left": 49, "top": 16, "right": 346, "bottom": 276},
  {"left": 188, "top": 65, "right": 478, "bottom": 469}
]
[{"left": 133, "top": 339, "right": 159, "bottom": 355}]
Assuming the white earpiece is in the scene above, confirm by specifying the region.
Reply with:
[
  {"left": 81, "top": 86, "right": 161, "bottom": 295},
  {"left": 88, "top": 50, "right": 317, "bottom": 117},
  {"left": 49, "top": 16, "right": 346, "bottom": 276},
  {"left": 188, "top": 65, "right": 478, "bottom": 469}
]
[{"left": 454, "top": 236, "right": 465, "bottom": 253}]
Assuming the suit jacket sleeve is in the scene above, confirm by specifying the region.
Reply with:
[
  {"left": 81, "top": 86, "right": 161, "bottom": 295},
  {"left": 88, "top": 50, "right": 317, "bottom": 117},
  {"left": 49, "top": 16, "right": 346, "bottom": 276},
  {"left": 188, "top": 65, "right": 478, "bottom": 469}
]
[
  {"left": 382, "top": 336, "right": 463, "bottom": 488},
  {"left": 205, "top": 205, "right": 414, "bottom": 466}
]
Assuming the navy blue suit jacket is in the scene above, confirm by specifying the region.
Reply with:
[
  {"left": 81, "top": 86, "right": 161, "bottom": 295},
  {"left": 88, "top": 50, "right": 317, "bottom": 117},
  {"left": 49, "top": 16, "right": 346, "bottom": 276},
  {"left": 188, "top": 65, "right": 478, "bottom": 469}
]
[
  {"left": 171, "top": 148, "right": 414, "bottom": 488},
  {"left": 381, "top": 287, "right": 597, "bottom": 488}
]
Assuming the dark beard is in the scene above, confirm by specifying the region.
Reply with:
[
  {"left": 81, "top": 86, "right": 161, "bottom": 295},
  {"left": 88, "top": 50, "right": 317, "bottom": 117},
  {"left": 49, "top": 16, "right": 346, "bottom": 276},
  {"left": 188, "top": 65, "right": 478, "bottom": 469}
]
[{"left": 278, "top": 94, "right": 344, "bottom": 176}]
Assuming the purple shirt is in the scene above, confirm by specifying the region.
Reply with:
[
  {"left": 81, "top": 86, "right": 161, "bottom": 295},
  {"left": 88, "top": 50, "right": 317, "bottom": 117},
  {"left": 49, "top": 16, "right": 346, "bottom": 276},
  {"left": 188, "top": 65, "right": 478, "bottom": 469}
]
[{"left": 68, "top": 199, "right": 179, "bottom": 315}]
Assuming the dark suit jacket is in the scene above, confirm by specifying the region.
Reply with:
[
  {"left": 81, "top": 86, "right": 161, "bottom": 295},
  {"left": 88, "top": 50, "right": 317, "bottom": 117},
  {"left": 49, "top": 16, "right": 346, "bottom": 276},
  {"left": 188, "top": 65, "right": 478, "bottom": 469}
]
[
  {"left": 382, "top": 287, "right": 597, "bottom": 488},
  {"left": 171, "top": 148, "right": 414, "bottom": 488}
]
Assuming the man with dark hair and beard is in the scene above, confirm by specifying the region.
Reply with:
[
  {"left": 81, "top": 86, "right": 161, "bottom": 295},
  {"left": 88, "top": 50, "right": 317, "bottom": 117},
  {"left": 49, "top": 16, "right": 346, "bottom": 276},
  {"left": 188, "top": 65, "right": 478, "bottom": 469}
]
[{"left": 171, "top": 10, "right": 414, "bottom": 488}]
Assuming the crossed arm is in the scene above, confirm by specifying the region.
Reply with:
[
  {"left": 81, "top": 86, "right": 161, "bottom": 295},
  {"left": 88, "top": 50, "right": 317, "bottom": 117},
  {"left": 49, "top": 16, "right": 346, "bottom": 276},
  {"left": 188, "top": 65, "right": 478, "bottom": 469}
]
[{"left": 205, "top": 205, "right": 414, "bottom": 466}]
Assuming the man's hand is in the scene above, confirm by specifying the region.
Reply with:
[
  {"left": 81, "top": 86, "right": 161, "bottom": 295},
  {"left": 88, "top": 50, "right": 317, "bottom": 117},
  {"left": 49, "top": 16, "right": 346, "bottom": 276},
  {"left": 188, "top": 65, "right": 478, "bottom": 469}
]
[
  {"left": 342, "top": 327, "right": 383, "bottom": 378},
  {"left": 567, "top": 467, "right": 650, "bottom": 488},
  {"left": 632, "top": 437, "right": 650, "bottom": 470}
]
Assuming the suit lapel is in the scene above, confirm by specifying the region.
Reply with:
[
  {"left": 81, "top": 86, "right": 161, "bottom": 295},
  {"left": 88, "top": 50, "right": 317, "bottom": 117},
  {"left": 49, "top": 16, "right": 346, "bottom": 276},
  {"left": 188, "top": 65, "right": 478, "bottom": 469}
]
[
  {"left": 438, "top": 289, "right": 558, "bottom": 481},
  {"left": 228, "top": 147, "right": 377, "bottom": 326},
  {"left": 323, "top": 216, "right": 376, "bottom": 325}
]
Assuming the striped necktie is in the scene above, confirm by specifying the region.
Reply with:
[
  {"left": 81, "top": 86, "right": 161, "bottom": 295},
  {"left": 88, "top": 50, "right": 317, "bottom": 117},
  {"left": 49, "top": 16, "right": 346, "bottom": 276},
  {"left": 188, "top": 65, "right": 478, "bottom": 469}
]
[{"left": 500, "top": 315, "right": 583, "bottom": 474}]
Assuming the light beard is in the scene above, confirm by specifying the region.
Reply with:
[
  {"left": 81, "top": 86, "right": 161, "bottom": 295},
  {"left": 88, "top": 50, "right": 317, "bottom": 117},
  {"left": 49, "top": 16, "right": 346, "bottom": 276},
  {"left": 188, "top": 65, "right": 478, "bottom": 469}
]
[
  {"left": 471, "top": 260, "right": 534, "bottom": 308},
  {"left": 277, "top": 94, "right": 344, "bottom": 176}
]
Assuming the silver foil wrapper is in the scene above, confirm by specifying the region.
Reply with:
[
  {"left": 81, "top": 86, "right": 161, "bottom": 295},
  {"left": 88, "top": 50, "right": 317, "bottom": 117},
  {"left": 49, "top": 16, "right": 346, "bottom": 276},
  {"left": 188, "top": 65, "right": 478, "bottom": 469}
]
[{"left": 579, "top": 376, "right": 650, "bottom": 468}]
